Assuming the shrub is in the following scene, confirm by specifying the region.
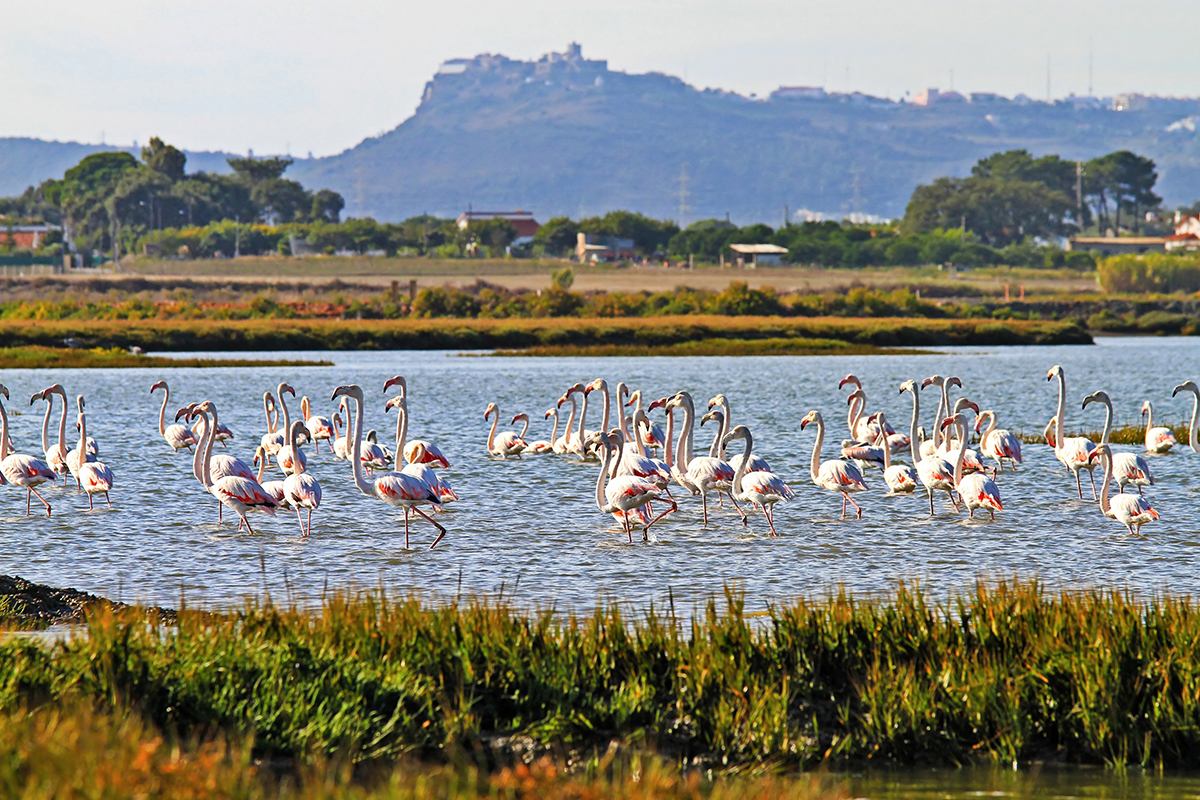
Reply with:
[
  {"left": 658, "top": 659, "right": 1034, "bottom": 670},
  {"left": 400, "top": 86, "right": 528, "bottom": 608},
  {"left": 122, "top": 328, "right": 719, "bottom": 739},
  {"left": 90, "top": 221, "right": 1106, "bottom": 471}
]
[{"left": 1097, "top": 252, "right": 1200, "bottom": 293}]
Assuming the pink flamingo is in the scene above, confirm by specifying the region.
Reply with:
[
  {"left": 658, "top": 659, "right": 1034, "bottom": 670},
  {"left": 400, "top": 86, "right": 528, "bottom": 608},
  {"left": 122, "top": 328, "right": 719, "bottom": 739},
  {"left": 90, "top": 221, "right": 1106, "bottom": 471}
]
[
  {"left": 722, "top": 424, "right": 793, "bottom": 536},
  {"left": 190, "top": 400, "right": 278, "bottom": 533},
  {"left": 1048, "top": 365, "right": 1097, "bottom": 499},
  {"left": 387, "top": 394, "right": 459, "bottom": 506},
  {"left": 625, "top": 388, "right": 665, "bottom": 453},
  {"left": 283, "top": 421, "right": 322, "bottom": 536},
  {"left": 252, "top": 446, "right": 289, "bottom": 510},
  {"left": 975, "top": 410, "right": 1022, "bottom": 472},
  {"left": 872, "top": 412, "right": 918, "bottom": 494},
  {"left": 707, "top": 394, "right": 771, "bottom": 473},
  {"left": 179, "top": 403, "right": 256, "bottom": 521},
  {"left": 1089, "top": 444, "right": 1159, "bottom": 535},
  {"left": 383, "top": 377, "right": 451, "bottom": 467},
  {"left": 484, "top": 403, "right": 527, "bottom": 458},
  {"left": 1141, "top": 400, "right": 1177, "bottom": 454},
  {"left": 1174, "top": 381, "right": 1200, "bottom": 454},
  {"left": 300, "top": 396, "right": 334, "bottom": 454},
  {"left": 332, "top": 384, "right": 446, "bottom": 548},
  {"left": 511, "top": 413, "right": 554, "bottom": 454},
  {"left": 150, "top": 380, "right": 196, "bottom": 452},
  {"left": 941, "top": 413, "right": 1002, "bottom": 520},
  {"left": 668, "top": 391, "right": 739, "bottom": 523},
  {"left": 0, "top": 385, "right": 56, "bottom": 516},
  {"left": 31, "top": 385, "right": 68, "bottom": 474},
  {"left": 595, "top": 430, "right": 676, "bottom": 542},
  {"left": 273, "top": 383, "right": 308, "bottom": 476},
  {"left": 259, "top": 392, "right": 283, "bottom": 460},
  {"left": 800, "top": 410, "right": 868, "bottom": 519},
  {"left": 900, "top": 379, "right": 959, "bottom": 515},
  {"left": 840, "top": 391, "right": 887, "bottom": 469},
  {"left": 1082, "top": 391, "right": 1153, "bottom": 494},
  {"left": 75, "top": 403, "right": 114, "bottom": 510}
]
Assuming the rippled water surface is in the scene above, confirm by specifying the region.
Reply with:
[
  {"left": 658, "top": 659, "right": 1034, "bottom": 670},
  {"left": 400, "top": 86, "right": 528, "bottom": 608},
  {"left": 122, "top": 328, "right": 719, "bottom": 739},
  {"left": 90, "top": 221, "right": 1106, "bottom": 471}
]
[{"left": 2, "top": 336, "right": 1199, "bottom": 612}]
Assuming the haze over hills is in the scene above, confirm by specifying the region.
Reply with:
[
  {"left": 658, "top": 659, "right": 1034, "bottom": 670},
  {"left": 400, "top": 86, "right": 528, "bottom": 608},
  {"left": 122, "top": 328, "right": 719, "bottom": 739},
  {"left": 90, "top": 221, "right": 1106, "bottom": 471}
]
[{"left": 7, "top": 43, "right": 1200, "bottom": 224}]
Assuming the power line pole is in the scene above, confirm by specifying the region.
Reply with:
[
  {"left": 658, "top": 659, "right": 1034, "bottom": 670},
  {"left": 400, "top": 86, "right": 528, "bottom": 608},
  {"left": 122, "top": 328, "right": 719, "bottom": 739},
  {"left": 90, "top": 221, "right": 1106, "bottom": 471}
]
[{"left": 1075, "top": 161, "right": 1084, "bottom": 231}]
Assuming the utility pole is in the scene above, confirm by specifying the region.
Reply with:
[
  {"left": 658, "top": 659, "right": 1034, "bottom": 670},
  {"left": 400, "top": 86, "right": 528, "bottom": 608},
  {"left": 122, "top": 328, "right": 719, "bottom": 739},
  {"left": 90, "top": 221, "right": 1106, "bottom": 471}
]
[
  {"left": 234, "top": 215, "right": 241, "bottom": 258},
  {"left": 1075, "top": 161, "right": 1084, "bottom": 231}
]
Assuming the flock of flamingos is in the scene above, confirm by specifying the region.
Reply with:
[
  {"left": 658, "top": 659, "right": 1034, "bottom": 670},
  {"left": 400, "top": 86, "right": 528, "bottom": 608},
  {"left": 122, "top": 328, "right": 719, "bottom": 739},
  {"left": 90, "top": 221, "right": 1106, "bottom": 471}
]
[{"left": 0, "top": 364, "right": 1197, "bottom": 546}]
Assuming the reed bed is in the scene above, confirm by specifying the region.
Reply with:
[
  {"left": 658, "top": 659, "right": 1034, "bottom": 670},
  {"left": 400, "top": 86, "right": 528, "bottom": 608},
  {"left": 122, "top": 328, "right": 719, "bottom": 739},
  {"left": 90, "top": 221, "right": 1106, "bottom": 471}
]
[
  {"left": 3, "top": 580, "right": 1200, "bottom": 771},
  {"left": 0, "top": 316, "right": 1090, "bottom": 352},
  {"left": 492, "top": 337, "right": 928, "bottom": 358},
  {"left": 0, "top": 346, "right": 330, "bottom": 369},
  {"left": 1015, "top": 422, "right": 1192, "bottom": 447}
]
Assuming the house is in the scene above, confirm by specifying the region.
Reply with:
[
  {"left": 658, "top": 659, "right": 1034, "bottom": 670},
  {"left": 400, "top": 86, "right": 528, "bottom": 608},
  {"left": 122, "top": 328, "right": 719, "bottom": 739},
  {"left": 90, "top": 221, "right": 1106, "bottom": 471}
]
[
  {"left": 456, "top": 210, "right": 540, "bottom": 245},
  {"left": 575, "top": 232, "right": 634, "bottom": 262},
  {"left": 1165, "top": 213, "right": 1200, "bottom": 251},
  {"left": 913, "top": 88, "right": 940, "bottom": 106},
  {"left": 0, "top": 223, "right": 58, "bottom": 249},
  {"left": 728, "top": 243, "right": 788, "bottom": 267}
]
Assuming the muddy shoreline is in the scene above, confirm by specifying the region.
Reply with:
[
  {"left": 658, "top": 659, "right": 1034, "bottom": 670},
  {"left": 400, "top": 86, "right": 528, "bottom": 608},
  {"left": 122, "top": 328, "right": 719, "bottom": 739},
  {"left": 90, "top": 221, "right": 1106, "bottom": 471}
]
[{"left": 0, "top": 575, "right": 175, "bottom": 626}]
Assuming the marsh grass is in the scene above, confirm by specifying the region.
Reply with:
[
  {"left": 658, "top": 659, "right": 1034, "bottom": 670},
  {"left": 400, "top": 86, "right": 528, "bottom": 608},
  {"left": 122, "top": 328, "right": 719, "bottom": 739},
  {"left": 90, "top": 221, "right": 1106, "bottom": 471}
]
[
  {"left": 0, "top": 346, "right": 330, "bottom": 369},
  {"left": 0, "top": 316, "right": 1090, "bottom": 352},
  {"left": 1016, "top": 422, "right": 1191, "bottom": 447},
  {"left": 491, "top": 337, "right": 935, "bottom": 357},
  {"left": 2, "top": 581, "right": 1200, "bottom": 772}
]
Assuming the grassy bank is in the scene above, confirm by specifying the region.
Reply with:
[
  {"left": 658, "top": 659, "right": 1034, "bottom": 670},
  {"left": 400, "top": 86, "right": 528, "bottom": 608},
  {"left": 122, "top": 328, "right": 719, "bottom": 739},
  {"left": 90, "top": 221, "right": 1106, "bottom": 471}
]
[
  {"left": 0, "top": 316, "right": 1091, "bottom": 352},
  {"left": 493, "top": 337, "right": 936, "bottom": 357},
  {"left": 0, "top": 346, "right": 331, "bottom": 369},
  {"left": 1015, "top": 422, "right": 1192, "bottom": 447},
  {"left": 3, "top": 580, "right": 1200, "bottom": 773}
]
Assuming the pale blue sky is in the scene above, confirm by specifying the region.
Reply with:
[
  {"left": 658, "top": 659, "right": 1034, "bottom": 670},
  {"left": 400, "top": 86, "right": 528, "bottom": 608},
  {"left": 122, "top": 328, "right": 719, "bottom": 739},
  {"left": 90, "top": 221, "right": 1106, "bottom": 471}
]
[{"left": 3, "top": 1, "right": 1195, "bottom": 157}]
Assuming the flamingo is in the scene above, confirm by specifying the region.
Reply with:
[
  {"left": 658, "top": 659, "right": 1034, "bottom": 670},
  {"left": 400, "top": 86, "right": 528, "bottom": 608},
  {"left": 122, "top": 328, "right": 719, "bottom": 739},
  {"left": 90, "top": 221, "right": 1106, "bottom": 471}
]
[
  {"left": 178, "top": 403, "right": 257, "bottom": 521},
  {"left": 382, "top": 377, "right": 451, "bottom": 467},
  {"left": 900, "top": 379, "right": 959, "bottom": 515},
  {"left": 1048, "top": 365, "right": 1097, "bottom": 499},
  {"left": 332, "top": 384, "right": 445, "bottom": 549},
  {"left": 1082, "top": 391, "right": 1153, "bottom": 494},
  {"left": 668, "top": 391, "right": 739, "bottom": 523},
  {"left": 484, "top": 403, "right": 527, "bottom": 458},
  {"left": 941, "top": 398, "right": 990, "bottom": 476},
  {"left": 1140, "top": 400, "right": 1177, "bottom": 454},
  {"left": 74, "top": 405, "right": 114, "bottom": 510},
  {"left": 975, "top": 410, "right": 1022, "bottom": 472},
  {"left": 594, "top": 430, "right": 676, "bottom": 542},
  {"left": 360, "top": 429, "right": 390, "bottom": 473},
  {"left": 611, "top": 425, "right": 670, "bottom": 488},
  {"left": 554, "top": 386, "right": 581, "bottom": 454},
  {"left": 699, "top": 408, "right": 738, "bottom": 500},
  {"left": 283, "top": 421, "right": 322, "bottom": 536},
  {"left": 800, "top": 410, "right": 868, "bottom": 519},
  {"left": 300, "top": 396, "right": 335, "bottom": 454},
  {"left": 872, "top": 412, "right": 918, "bottom": 494},
  {"left": 0, "top": 386, "right": 56, "bottom": 516},
  {"left": 190, "top": 400, "right": 278, "bottom": 533},
  {"left": 707, "top": 394, "right": 771, "bottom": 473},
  {"left": 564, "top": 382, "right": 599, "bottom": 459},
  {"left": 1089, "top": 444, "right": 1159, "bottom": 535},
  {"left": 1174, "top": 380, "right": 1200, "bottom": 454},
  {"left": 31, "top": 386, "right": 68, "bottom": 473},
  {"left": 919, "top": 376, "right": 961, "bottom": 459},
  {"left": 722, "top": 425, "right": 793, "bottom": 536},
  {"left": 840, "top": 391, "right": 887, "bottom": 469},
  {"left": 260, "top": 392, "right": 283, "bottom": 460},
  {"left": 511, "top": 413, "right": 553, "bottom": 454},
  {"left": 150, "top": 380, "right": 196, "bottom": 452},
  {"left": 941, "top": 413, "right": 1002, "bottom": 520},
  {"left": 542, "top": 408, "right": 561, "bottom": 454},
  {"left": 840, "top": 375, "right": 909, "bottom": 453},
  {"left": 64, "top": 395, "right": 98, "bottom": 488},
  {"left": 252, "top": 445, "right": 289, "bottom": 510},
  {"left": 330, "top": 410, "right": 347, "bottom": 461},
  {"left": 631, "top": 408, "right": 673, "bottom": 493},
  {"left": 387, "top": 395, "right": 459, "bottom": 506},
  {"left": 274, "top": 383, "right": 308, "bottom": 476},
  {"left": 625, "top": 389, "right": 665, "bottom": 452}
]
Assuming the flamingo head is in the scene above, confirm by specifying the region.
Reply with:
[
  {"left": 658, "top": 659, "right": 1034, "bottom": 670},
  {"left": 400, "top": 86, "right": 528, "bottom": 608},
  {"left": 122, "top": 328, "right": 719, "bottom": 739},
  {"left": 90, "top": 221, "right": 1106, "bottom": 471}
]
[
  {"left": 150, "top": 380, "right": 167, "bottom": 394},
  {"left": 800, "top": 410, "right": 819, "bottom": 430},
  {"left": 920, "top": 375, "right": 941, "bottom": 390},
  {"left": 29, "top": 388, "right": 46, "bottom": 405},
  {"left": 837, "top": 374, "right": 861, "bottom": 391},
  {"left": 1047, "top": 365, "right": 1063, "bottom": 381},
  {"left": 899, "top": 379, "right": 916, "bottom": 395},
  {"left": 544, "top": 408, "right": 556, "bottom": 420},
  {"left": 973, "top": 412, "right": 987, "bottom": 433},
  {"left": 700, "top": 409, "right": 723, "bottom": 427},
  {"left": 707, "top": 393, "right": 727, "bottom": 410},
  {"left": 1088, "top": 443, "right": 1111, "bottom": 463},
  {"left": 624, "top": 389, "right": 640, "bottom": 407},
  {"left": 175, "top": 403, "right": 198, "bottom": 422},
  {"left": 511, "top": 413, "right": 529, "bottom": 424},
  {"left": 617, "top": 382, "right": 630, "bottom": 400},
  {"left": 252, "top": 446, "right": 264, "bottom": 466},
  {"left": 1173, "top": 380, "right": 1199, "bottom": 398},
  {"left": 383, "top": 375, "right": 406, "bottom": 395},
  {"left": 330, "top": 384, "right": 363, "bottom": 403},
  {"left": 1081, "top": 391, "right": 1108, "bottom": 411},
  {"left": 279, "top": 383, "right": 296, "bottom": 398},
  {"left": 1140, "top": 400, "right": 1151, "bottom": 415},
  {"left": 945, "top": 377, "right": 962, "bottom": 390},
  {"left": 721, "top": 424, "right": 749, "bottom": 449},
  {"left": 954, "top": 399, "right": 979, "bottom": 416},
  {"left": 556, "top": 394, "right": 568, "bottom": 409},
  {"left": 939, "top": 414, "right": 962, "bottom": 432},
  {"left": 484, "top": 402, "right": 498, "bottom": 421},
  {"left": 648, "top": 396, "right": 667, "bottom": 412},
  {"left": 584, "top": 378, "right": 606, "bottom": 395},
  {"left": 384, "top": 396, "right": 400, "bottom": 413},
  {"left": 0, "top": 384, "right": 7, "bottom": 401},
  {"left": 847, "top": 389, "right": 866, "bottom": 405}
]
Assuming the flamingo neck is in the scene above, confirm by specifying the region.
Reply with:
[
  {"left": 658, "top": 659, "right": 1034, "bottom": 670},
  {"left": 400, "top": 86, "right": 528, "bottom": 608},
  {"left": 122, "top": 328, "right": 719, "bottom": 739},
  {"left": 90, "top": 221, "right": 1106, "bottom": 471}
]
[
  {"left": 397, "top": 399, "right": 409, "bottom": 463},
  {"left": 809, "top": 415, "right": 824, "bottom": 483},
  {"left": 632, "top": 411, "right": 649, "bottom": 458},
  {"left": 597, "top": 383, "right": 610, "bottom": 435},
  {"left": 263, "top": 394, "right": 274, "bottom": 433},
  {"left": 707, "top": 418, "right": 722, "bottom": 459},
  {"left": 1144, "top": 402, "right": 1154, "bottom": 432},
  {"left": 41, "top": 395, "right": 52, "bottom": 453},
  {"left": 678, "top": 394, "right": 696, "bottom": 467},
  {"left": 1099, "top": 398, "right": 1113, "bottom": 445},
  {"left": 718, "top": 399, "right": 732, "bottom": 459},
  {"left": 663, "top": 408, "right": 676, "bottom": 468},
  {"left": 277, "top": 389, "right": 292, "bottom": 436},
  {"left": 1098, "top": 452, "right": 1113, "bottom": 515},
  {"left": 1190, "top": 392, "right": 1200, "bottom": 455},
  {"left": 935, "top": 382, "right": 949, "bottom": 448},
  {"left": 906, "top": 389, "right": 923, "bottom": 465},
  {"left": 562, "top": 395, "right": 577, "bottom": 444},
  {"left": 76, "top": 411, "right": 88, "bottom": 459},
  {"left": 616, "top": 387, "right": 631, "bottom": 442},
  {"left": 487, "top": 409, "right": 499, "bottom": 452},
  {"left": 732, "top": 430, "right": 752, "bottom": 496},
  {"left": 517, "top": 415, "right": 530, "bottom": 440},
  {"left": 348, "top": 394, "right": 375, "bottom": 497},
  {"left": 0, "top": 395, "right": 9, "bottom": 462},
  {"left": 981, "top": 411, "right": 997, "bottom": 448},
  {"left": 595, "top": 438, "right": 612, "bottom": 511},
  {"left": 849, "top": 395, "right": 863, "bottom": 439},
  {"left": 200, "top": 409, "right": 217, "bottom": 489},
  {"left": 878, "top": 415, "right": 892, "bottom": 470},
  {"left": 548, "top": 410, "right": 559, "bottom": 445},
  {"left": 56, "top": 391, "right": 67, "bottom": 457},
  {"left": 1054, "top": 372, "right": 1067, "bottom": 455},
  {"left": 157, "top": 387, "right": 168, "bottom": 435},
  {"left": 577, "top": 393, "right": 589, "bottom": 447},
  {"left": 255, "top": 450, "right": 267, "bottom": 483},
  {"left": 289, "top": 422, "right": 305, "bottom": 474},
  {"left": 191, "top": 412, "right": 207, "bottom": 483},
  {"left": 952, "top": 419, "right": 968, "bottom": 486}
]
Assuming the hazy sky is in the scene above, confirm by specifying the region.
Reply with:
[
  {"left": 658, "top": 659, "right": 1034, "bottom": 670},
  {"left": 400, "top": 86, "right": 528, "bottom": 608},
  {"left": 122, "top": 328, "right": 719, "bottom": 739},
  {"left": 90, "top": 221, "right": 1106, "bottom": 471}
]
[{"left": 5, "top": 1, "right": 1197, "bottom": 157}]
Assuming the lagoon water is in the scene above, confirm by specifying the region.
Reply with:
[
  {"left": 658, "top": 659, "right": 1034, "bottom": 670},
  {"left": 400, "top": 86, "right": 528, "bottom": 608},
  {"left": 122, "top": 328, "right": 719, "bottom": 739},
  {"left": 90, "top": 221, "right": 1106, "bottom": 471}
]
[{"left": 1, "top": 336, "right": 1199, "bottom": 613}]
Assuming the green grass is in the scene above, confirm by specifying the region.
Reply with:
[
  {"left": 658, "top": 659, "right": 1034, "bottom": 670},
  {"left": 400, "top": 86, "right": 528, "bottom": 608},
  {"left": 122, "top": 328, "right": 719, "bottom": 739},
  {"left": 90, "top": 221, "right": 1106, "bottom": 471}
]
[
  {"left": 4, "top": 580, "right": 1200, "bottom": 773},
  {"left": 0, "top": 346, "right": 331, "bottom": 369},
  {"left": 492, "top": 336, "right": 937, "bottom": 357},
  {"left": 1016, "top": 422, "right": 1191, "bottom": 446}
]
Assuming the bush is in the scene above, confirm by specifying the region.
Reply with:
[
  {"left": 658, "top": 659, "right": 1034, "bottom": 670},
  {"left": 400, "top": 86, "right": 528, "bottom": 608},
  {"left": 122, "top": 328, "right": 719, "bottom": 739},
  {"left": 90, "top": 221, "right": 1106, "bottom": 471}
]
[{"left": 1097, "top": 252, "right": 1200, "bottom": 293}]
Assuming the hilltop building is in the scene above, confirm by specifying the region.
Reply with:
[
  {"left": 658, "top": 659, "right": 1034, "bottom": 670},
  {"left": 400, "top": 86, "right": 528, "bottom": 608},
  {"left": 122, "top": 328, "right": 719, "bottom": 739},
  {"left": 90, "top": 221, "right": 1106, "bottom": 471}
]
[{"left": 0, "top": 223, "right": 58, "bottom": 249}]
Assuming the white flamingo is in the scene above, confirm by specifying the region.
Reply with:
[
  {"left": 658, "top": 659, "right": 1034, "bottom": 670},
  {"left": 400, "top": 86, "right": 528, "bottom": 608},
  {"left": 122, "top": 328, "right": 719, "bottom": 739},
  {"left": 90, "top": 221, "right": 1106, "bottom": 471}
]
[
  {"left": 1140, "top": 400, "right": 1177, "bottom": 454},
  {"left": 484, "top": 403, "right": 527, "bottom": 458},
  {"left": 150, "top": 380, "right": 196, "bottom": 452},
  {"left": 260, "top": 392, "right": 283, "bottom": 459},
  {"left": 942, "top": 412, "right": 1002, "bottom": 520},
  {"left": 900, "top": 379, "right": 959, "bottom": 515},
  {"left": 800, "top": 410, "right": 869, "bottom": 519},
  {"left": 332, "top": 384, "right": 446, "bottom": 549},
  {"left": 31, "top": 385, "right": 68, "bottom": 474},
  {"left": 668, "top": 391, "right": 739, "bottom": 524},
  {"left": 283, "top": 420, "right": 322, "bottom": 536},
  {"left": 840, "top": 374, "right": 909, "bottom": 453},
  {"left": 64, "top": 395, "right": 98, "bottom": 488},
  {"left": 191, "top": 400, "right": 278, "bottom": 533},
  {"left": 722, "top": 424, "right": 793, "bottom": 536},
  {"left": 1090, "top": 444, "right": 1159, "bottom": 535},
  {"left": 253, "top": 445, "right": 290, "bottom": 510},
  {"left": 707, "top": 393, "right": 771, "bottom": 473},
  {"left": 872, "top": 412, "right": 918, "bottom": 494},
  {"left": 625, "top": 389, "right": 665, "bottom": 453},
  {"left": 974, "top": 410, "right": 1022, "bottom": 472},
  {"left": 274, "top": 383, "right": 308, "bottom": 476},
  {"left": 1048, "top": 364, "right": 1097, "bottom": 499},
  {"left": 1082, "top": 391, "right": 1153, "bottom": 494},
  {"left": 75, "top": 404, "right": 114, "bottom": 510},
  {"left": 594, "top": 430, "right": 676, "bottom": 542},
  {"left": 1174, "top": 380, "right": 1200, "bottom": 454},
  {"left": 554, "top": 386, "right": 581, "bottom": 454},
  {"left": 179, "top": 403, "right": 257, "bottom": 521},
  {"left": 300, "top": 396, "right": 335, "bottom": 454},
  {"left": 387, "top": 395, "right": 459, "bottom": 506},
  {"left": 0, "top": 385, "right": 56, "bottom": 516},
  {"left": 382, "top": 377, "right": 451, "bottom": 468},
  {"left": 511, "top": 413, "right": 553, "bottom": 454}
]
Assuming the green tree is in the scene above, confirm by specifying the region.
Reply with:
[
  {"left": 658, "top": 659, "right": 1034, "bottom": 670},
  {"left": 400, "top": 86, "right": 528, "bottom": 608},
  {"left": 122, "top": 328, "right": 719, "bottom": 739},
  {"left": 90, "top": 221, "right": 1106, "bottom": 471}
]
[
  {"left": 310, "top": 189, "right": 344, "bottom": 223},
  {"left": 1086, "top": 151, "right": 1160, "bottom": 234},
  {"left": 251, "top": 178, "right": 310, "bottom": 224},
  {"left": 532, "top": 216, "right": 580, "bottom": 256},
  {"left": 141, "top": 136, "right": 187, "bottom": 182},
  {"left": 227, "top": 156, "right": 293, "bottom": 185}
]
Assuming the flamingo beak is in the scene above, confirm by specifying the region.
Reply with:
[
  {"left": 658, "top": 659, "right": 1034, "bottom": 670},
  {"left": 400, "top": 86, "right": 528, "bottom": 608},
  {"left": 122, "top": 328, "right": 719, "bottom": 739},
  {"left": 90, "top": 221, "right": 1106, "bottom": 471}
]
[
  {"left": 837, "top": 376, "right": 850, "bottom": 389},
  {"left": 921, "top": 378, "right": 933, "bottom": 389},
  {"left": 966, "top": 401, "right": 979, "bottom": 414},
  {"left": 800, "top": 418, "right": 810, "bottom": 430},
  {"left": 940, "top": 417, "right": 956, "bottom": 431},
  {"left": 1173, "top": 385, "right": 1184, "bottom": 397}
]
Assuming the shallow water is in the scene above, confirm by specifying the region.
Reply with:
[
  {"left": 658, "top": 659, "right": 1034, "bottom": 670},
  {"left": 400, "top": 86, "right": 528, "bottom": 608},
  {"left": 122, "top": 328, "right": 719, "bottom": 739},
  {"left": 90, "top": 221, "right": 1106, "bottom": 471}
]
[
  {"left": 845, "top": 765, "right": 1200, "bottom": 799},
  {"left": 0, "top": 336, "right": 1198, "bottom": 613}
]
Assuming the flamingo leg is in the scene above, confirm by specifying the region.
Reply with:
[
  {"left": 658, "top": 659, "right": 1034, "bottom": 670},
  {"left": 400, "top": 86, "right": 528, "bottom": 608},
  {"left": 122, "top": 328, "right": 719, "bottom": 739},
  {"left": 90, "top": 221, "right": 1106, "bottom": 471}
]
[
  {"left": 219, "top": 503, "right": 223, "bottom": 522},
  {"left": 644, "top": 499, "right": 677, "bottom": 536},
  {"left": 701, "top": 492, "right": 709, "bottom": 524},
  {"left": 1074, "top": 470, "right": 1083, "bottom": 499},
  {"left": 728, "top": 493, "right": 744, "bottom": 516},
  {"left": 844, "top": 492, "right": 863, "bottom": 519},
  {"left": 403, "top": 509, "right": 410, "bottom": 549},
  {"left": 88, "top": 494, "right": 94, "bottom": 510},
  {"left": 765, "top": 506, "right": 779, "bottom": 537},
  {"left": 1088, "top": 469, "right": 1098, "bottom": 500},
  {"left": 30, "top": 487, "right": 51, "bottom": 517},
  {"left": 989, "top": 509, "right": 995, "bottom": 522},
  {"left": 624, "top": 511, "right": 633, "bottom": 543},
  {"left": 296, "top": 508, "right": 306, "bottom": 537},
  {"left": 105, "top": 492, "right": 112, "bottom": 509},
  {"left": 947, "top": 490, "right": 959, "bottom": 512},
  {"left": 841, "top": 493, "right": 848, "bottom": 520},
  {"left": 242, "top": 515, "right": 256, "bottom": 534},
  {"left": 927, "top": 489, "right": 935, "bottom": 516},
  {"left": 25, "top": 489, "right": 30, "bottom": 516},
  {"left": 413, "top": 506, "right": 446, "bottom": 548}
]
